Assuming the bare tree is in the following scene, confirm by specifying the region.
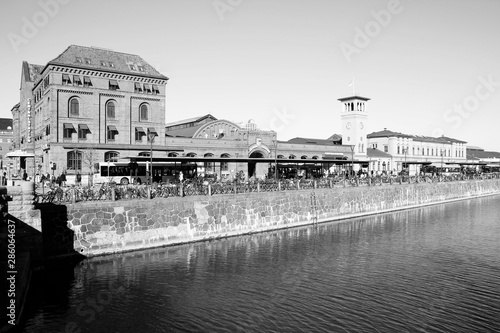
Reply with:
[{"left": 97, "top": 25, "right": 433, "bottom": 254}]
[{"left": 81, "top": 146, "right": 100, "bottom": 185}]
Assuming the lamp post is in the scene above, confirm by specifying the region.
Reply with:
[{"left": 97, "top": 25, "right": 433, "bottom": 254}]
[
  {"left": 149, "top": 132, "right": 156, "bottom": 184},
  {"left": 273, "top": 135, "right": 278, "bottom": 180},
  {"left": 403, "top": 148, "right": 407, "bottom": 173},
  {"left": 350, "top": 145, "right": 355, "bottom": 177}
]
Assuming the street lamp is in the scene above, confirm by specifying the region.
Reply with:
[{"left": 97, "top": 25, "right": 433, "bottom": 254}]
[
  {"left": 403, "top": 148, "right": 408, "bottom": 173},
  {"left": 273, "top": 135, "right": 278, "bottom": 180},
  {"left": 148, "top": 132, "right": 156, "bottom": 184},
  {"left": 350, "top": 145, "right": 355, "bottom": 177}
]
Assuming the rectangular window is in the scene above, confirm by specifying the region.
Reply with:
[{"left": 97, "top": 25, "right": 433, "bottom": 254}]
[
  {"left": 83, "top": 76, "right": 92, "bottom": 87},
  {"left": 62, "top": 74, "right": 71, "bottom": 85},
  {"left": 63, "top": 123, "right": 75, "bottom": 139},
  {"left": 78, "top": 124, "right": 89, "bottom": 139},
  {"left": 134, "top": 82, "right": 143, "bottom": 93},
  {"left": 384, "top": 146, "right": 388, "bottom": 153},
  {"left": 107, "top": 125, "right": 118, "bottom": 141},
  {"left": 135, "top": 127, "right": 145, "bottom": 141},
  {"left": 43, "top": 76, "right": 50, "bottom": 89},
  {"left": 73, "top": 75, "right": 82, "bottom": 86},
  {"left": 109, "top": 80, "right": 119, "bottom": 90},
  {"left": 221, "top": 161, "right": 228, "bottom": 171},
  {"left": 152, "top": 84, "right": 160, "bottom": 94},
  {"left": 143, "top": 84, "right": 152, "bottom": 93}
]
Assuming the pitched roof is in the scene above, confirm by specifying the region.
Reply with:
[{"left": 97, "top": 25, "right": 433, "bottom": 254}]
[
  {"left": 326, "top": 134, "right": 342, "bottom": 142},
  {"left": 367, "top": 129, "right": 412, "bottom": 138},
  {"left": 467, "top": 150, "right": 500, "bottom": 159},
  {"left": 367, "top": 148, "right": 392, "bottom": 158},
  {"left": 368, "top": 129, "right": 468, "bottom": 144},
  {"left": 0, "top": 118, "right": 13, "bottom": 131},
  {"left": 338, "top": 95, "right": 371, "bottom": 102},
  {"left": 287, "top": 137, "right": 340, "bottom": 146},
  {"left": 45, "top": 45, "right": 168, "bottom": 80},
  {"left": 22, "top": 61, "right": 44, "bottom": 83},
  {"left": 165, "top": 114, "right": 217, "bottom": 127}
]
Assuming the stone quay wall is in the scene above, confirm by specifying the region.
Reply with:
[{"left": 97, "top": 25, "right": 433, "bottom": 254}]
[{"left": 36, "top": 179, "right": 500, "bottom": 258}]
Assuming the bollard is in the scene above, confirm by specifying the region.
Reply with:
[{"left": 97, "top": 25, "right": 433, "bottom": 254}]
[
  {"left": 111, "top": 187, "right": 116, "bottom": 201},
  {"left": 314, "top": 180, "right": 317, "bottom": 189},
  {"left": 278, "top": 181, "right": 281, "bottom": 191},
  {"left": 147, "top": 186, "right": 151, "bottom": 199},
  {"left": 257, "top": 182, "right": 260, "bottom": 192},
  {"left": 208, "top": 183, "right": 212, "bottom": 196},
  {"left": 399, "top": 177, "right": 402, "bottom": 185},
  {"left": 296, "top": 180, "right": 300, "bottom": 190},
  {"left": 343, "top": 178, "right": 346, "bottom": 187},
  {"left": 329, "top": 179, "right": 332, "bottom": 188},
  {"left": 72, "top": 187, "right": 76, "bottom": 204},
  {"left": 355, "top": 178, "right": 359, "bottom": 187},
  {"left": 234, "top": 182, "right": 237, "bottom": 194},
  {"left": 368, "top": 177, "right": 371, "bottom": 186},
  {"left": 390, "top": 177, "right": 393, "bottom": 185},
  {"left": 179, "top": 183, "right": 184, "bottom": 197}
]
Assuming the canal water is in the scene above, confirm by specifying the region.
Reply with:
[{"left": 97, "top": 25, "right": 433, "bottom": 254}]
[{"left": 22, "top": 195, "right": 500, "bottom": 333}]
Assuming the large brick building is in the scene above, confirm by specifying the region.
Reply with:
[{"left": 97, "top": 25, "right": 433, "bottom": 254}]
[{"left": 13, "top": 45, "right": 168, "bottom": 179}]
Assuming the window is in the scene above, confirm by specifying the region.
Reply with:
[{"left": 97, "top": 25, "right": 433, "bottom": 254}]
[
  {"left": 73, "top": 75, "right": 82, "bottom": 86},
  {"left": 204, "top": 153, "right": 214, "bottom": 172},
  {"left": 152, "top": 84, "right": 160, "bottom": 94},
  {"left": 43, "top": 76, "right": 50, "bottom": 89},
  {"left": 221, "top": 154, "right": 229, "bottom": 171},
  {"left": 140, "top": 104, "right": 148, "bottom": 121},
  {"left": 69, "top": 98, "right": 79, "bottom": 116},
  {"left": 107, "top": 126, "right": 118, "bottom": 141},
  {"left": 83, "top": 76, "right": 92, "bottom": 87},
  {"left": 100, "top": 60, "right": 107, "bottom": 66},
  {"left": 128, "top": 64, "right": 136, "bottom": 71},
  {"left": 84, "top": 58, "right": 91, "bottom": 64},
  {"left": 67, "top": 150, "right": 82, "bottom": 171},
  {"left": 134, "top": 82, "right": 143, "bottom": 93},
  {"left": 62, "top": 74, "right": 71, "bottom": 85},
  {"left": 78, "top": 124, "right": 90, "bottom": 139},
  {"left": 135, "top": 127, "right": 145, "bottom": 141},
  {"left": 106, "top": 101, "right": 115, "bottom": 118},
  {"left": 384, "top": 146, "right": 388, "bottom": 153},
  {"left": 104, "top": 151, "right": 119, "bottom": 162},
  {"left": 137, "top": 65, "right": 145, "bottom": 72},
  {"left": 147, "top": 128, "right": 158, "bottom": 142},
  {"left": 109, "top": 80, "right": 119, "bottom": 90},
  {"left": 144, "top": 84, "right": 151, "bottom": 94},
  {"left": 63, "top": 123, "right": 75, "bottom": 139},
  {"left": 109, "top": 62, "right": 115, "bottom": 67},
  {"left": 75, "top": 57, "right": 82, "bottom": 63}
]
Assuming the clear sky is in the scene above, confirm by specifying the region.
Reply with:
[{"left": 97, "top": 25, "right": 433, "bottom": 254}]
[{"left": 1, "top": 0, "right": 499, "bottom": 151}]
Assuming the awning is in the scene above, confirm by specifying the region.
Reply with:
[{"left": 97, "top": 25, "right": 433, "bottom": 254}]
[
  {"left": 5, "top": 150, "right": 35, "bottom": 158},
  {"left": 78, "top": 124, "right": 89, "bottom": 130},
  {"left": 147, "top": 127, "right": 158, "bottom": 134},
  {"left": 63, "top": 123, "right": 74, "bottom": 129},
  {"left": 135, "top": 127, "right": 145, "bottom": 133},
  {"left": 134, "top": 82, "right": 142, "bottom": 89},
  {"left": 107, "top": 125, "right": 118, "bottom": 131}
]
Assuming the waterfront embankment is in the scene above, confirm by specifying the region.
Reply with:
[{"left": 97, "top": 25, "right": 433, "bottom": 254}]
[{"left": 35, "top": 178, "right": 500, "bottom": 258}]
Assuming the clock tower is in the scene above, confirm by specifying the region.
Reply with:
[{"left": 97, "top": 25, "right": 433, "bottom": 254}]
[{"left": 339, "top": 95, "right": 370, "bottom": 158}]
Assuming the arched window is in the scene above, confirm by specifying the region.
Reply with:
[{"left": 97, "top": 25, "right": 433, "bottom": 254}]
[
  {"left": 186, "top": 153, "right": 196, "bottom": 157},
  {"left": 301, "top": 155, "right": 307, "bottom": 159},
  {"left": 67, "top": 150, "right": 82, "bottom": 171},
  {"left": 204, "top": 153, "right": 214, "bottom": 172},
  {"left": 104, "top": 151, "right": 119, "bottom": 162},
  {"left": 168, "top": 152, "right": 178, "bottom": 157},
  {"left": 289, "top": 154, "right": 296, "bottom": 159},
  {"left": 107, "top": 101, "right": 115, "bottom": 118},
  {"left": 138, "top": 152, "right": 150, "bottom": 157},
  {"left": 140, "top": 104, "right": 148, "bottom": 121},
  {"left": 69, "top": 98, "right": 79, "bottom": 116}
]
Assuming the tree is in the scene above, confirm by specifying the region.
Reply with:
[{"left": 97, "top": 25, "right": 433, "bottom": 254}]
[{"left": 81, "top": 146, "right": 99, "bottom": 185}]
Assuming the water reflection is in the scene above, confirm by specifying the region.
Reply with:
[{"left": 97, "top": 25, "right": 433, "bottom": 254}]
[{"left": 23, "top": 195, "right": 500, "bottom": 333}]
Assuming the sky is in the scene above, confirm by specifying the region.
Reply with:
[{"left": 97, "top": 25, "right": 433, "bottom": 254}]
[{"left": 1, "top": 0, "right": 500, "bottom": 151}]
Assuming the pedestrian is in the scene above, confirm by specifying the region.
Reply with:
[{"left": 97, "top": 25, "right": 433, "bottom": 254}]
[
  {"left": 76, "top": 172, "right": 82, "bottom": 186},
  {"left": 61, "top": 172, "right": 67, "bottom": 186},
  {"left": 56, "top": 175, "right": 62, "bottom": 187},
  {"left": 23, "top": 171, "right": 28, "bottom": 181},
  {"left": 1, "top": 172, "right": 7, "bottom": 186}
]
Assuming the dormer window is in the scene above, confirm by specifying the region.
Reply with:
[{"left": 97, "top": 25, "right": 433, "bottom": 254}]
[
  {"left": 100, "top": 60, "right": 107, "bottom": 66},
  {"left": 84, "top": 58, "right": 91, "bottom": 64},
  {"left": 137, "top": 65, "right": 145, "bottom": 72},
  {"left": 75, "top": 57, "right": 82, "bottom": 63},
  {"left": 109, "top": 62, "right": 115, "bottom": 67},
  {"left": 128, "top": 64, "right": 136, "bottom": 71}
]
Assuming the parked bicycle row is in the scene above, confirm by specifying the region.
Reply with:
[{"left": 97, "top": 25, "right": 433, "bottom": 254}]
[{"left": 33, "top": 172, "right": 500, "bottom": 204}]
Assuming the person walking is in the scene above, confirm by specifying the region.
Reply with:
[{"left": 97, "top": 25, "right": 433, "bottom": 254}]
[
  {"left": 1, "top": 172, "right": 7, "bottom": 186},
  {"left": 61, "top": 172, "right": 67, "bottom": 186},
  {"left": 76, "top": 172, "right": 82, "bottom": 186}
]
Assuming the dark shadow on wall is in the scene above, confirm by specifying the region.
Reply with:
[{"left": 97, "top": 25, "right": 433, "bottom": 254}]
[{"left": 36, "top": 203, "right": 86, "bottom": 265}]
